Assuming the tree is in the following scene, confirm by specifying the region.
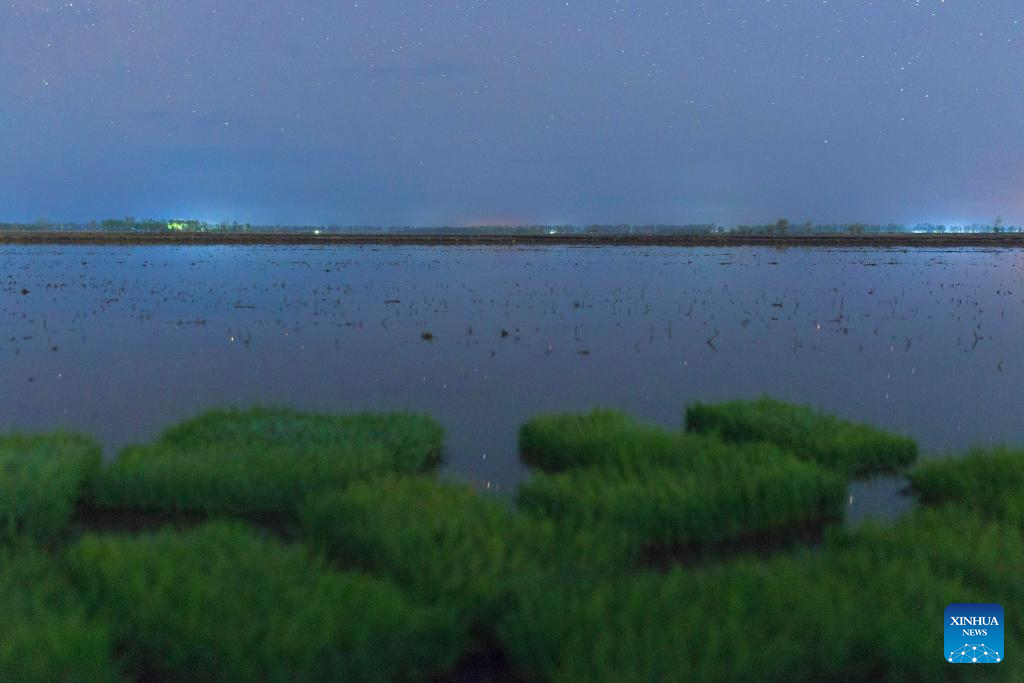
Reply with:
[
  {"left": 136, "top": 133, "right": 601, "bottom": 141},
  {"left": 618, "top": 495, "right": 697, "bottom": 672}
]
[
  {"left": 774, "top": 218, "right": 790, "bottom": 236},
  {"left": 994, "top": 216, "right": 1004, "bottom": 233}
]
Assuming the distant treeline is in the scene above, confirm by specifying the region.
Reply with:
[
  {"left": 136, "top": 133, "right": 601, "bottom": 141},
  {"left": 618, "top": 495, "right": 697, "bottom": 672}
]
[{"left": 2, "top": 217, "right": 1020, "bottom": 235}]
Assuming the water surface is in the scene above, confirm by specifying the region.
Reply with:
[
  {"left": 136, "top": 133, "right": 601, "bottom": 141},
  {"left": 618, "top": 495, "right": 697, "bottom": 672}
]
[{"left": 3, "top": 245, "right": 1021, "bottom": 520}]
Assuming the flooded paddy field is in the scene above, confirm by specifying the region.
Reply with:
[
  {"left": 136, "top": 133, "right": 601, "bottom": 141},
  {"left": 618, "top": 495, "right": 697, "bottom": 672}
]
[{"left": 2, "top": 244, "right": 1022, "bottom": 520}]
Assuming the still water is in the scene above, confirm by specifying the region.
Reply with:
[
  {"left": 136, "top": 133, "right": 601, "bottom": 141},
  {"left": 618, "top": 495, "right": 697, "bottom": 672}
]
[{"left": 3, "top": 245, "right": 1022, "bottom": 520}]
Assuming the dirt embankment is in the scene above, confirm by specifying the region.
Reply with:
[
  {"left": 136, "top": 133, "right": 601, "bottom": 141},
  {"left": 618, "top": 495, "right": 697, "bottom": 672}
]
[{"left": 3, "top": 231, "right": 1024, "bottom": 247}]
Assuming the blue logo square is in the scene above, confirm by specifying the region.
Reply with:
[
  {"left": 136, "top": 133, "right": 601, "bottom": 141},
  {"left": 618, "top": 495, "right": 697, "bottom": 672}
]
[{"left": 945, "top": 603, "right": 1004, "bottom": 664}]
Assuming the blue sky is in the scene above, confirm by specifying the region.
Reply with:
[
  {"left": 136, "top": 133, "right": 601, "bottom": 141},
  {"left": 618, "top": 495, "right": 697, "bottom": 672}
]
[{"left": 2, "top": 1, "right": 1022, "bottom": 225}]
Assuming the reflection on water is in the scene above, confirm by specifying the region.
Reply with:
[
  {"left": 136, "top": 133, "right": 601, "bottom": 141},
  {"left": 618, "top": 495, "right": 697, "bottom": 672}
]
[{"left": 2, "top": 245, "right": 1021, "bottom": 519}]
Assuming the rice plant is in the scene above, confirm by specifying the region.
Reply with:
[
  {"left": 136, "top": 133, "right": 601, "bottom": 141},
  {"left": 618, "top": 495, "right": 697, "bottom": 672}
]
[
  {"left": 685, "top": 397, "right": 917, "bottom": 477},
  {"left": 0, "top": 546, "right": 118, "bottom": 682},
  {"left": 0, "top": 432, "right": 102, "bottom": 543},
  {"left": 517, "top": 452, "right": 845, "bottom": 555},
  {"left": 909, "top": 447, "right": 1024, "bottom": 522},
  {"left": 90, "top": 408, "right": 445, "bottom": 514},
  {"left": 302, "top": 478, "right": 527, "bottom": 628},
  {"left": 497, "top": 514, "right": 1016, "bottom": 682},
  {"left": 158, "top": 407, "right": 444, "bottom": 473},
  {"left": 67, "top": 520, "right": 465, "bottom": 681},
  {"left": 519, "top": 409, "right": 666, "bottom": 472}
]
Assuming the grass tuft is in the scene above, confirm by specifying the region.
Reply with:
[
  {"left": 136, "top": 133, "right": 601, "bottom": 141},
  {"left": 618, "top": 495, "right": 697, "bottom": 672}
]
[
  {"left": 499, "top": 506, "right": 1024, "bottom": 681},
  {"left": 0, "top": 547, "right": 118, "bottom": 682},
  {"left": 517, "top": 448, "right": 845, "bottom": 556},
  {"left": 519, "top": 410, "right": 670, "bottom": 472},
  {"left": 90, "top": 408, "right": 445, "bottom": 514},
  {"left": 0, "top": 432, "right": 102, "bottom": 543},
  {"left": 302, "top": 477, "right": 523, "bottom": 626},
  {"left": 518, "top": 411, "right": 844, "bottom": 556},
  {"left": 67, "top": 520, "right": 465, "bottom": 682},
  {"left": 909, "top": 447, "right": 1024, "bottom": 522},
  {"left": 685, "top": 397, "right": 917, "bottom": 477},
  {"left": 0, "top": 404, "right": 1016, "bottom": 680},
  {"left": 157, "top": 407, "right": 444, "bottom": 471}
]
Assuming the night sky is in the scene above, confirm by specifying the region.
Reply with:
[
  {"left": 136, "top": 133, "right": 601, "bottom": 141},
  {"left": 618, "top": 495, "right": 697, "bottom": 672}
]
[{"left": 2, "top": 1, "right": 1022, "bottom": 226}]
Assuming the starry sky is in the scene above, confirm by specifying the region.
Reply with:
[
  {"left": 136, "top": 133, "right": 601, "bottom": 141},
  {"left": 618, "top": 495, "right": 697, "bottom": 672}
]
[{"left": 2, "top": 1, "right": 1022, "bottom": 226}]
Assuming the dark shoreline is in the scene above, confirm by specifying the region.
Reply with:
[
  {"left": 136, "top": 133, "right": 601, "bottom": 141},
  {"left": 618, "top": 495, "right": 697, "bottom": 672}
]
[{"left": 3, "top": 231, "right": 1024, "bottom": 247}]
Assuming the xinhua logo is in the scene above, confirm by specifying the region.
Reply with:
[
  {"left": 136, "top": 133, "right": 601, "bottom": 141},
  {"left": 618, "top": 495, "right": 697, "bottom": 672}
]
[{"left": 945, "top": 603, "right": 1004, "bottom": 664}]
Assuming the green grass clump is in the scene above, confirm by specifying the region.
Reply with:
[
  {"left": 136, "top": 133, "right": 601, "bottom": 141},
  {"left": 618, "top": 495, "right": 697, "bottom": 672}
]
[
  {"left": 91, "top": 408, "right": 445, "bottom": 514},
  {"left": 909, "top": 447, "right": 1024, "bottom": 521},
  {"left": 0, "top": 548, "right": 118, "bottom": 682},
  {"left": 0, "top": 432, "right": 102, "bottom": 542},
  {"left": 518, "top": 410, "right": 845, "bottom": 555},
  {"left": 851, "top": 505, "right": 1024, "bottom": 623},
  {"left": 518, "top": 448, "right": 845, "bottom": 554},
  {"left": 157, "top": 407, "right": 444, "bottom": 470},
  {"left": 685, "top": 397, "right": 917, "bottom": 477},
  {"left": 499, "top": 520, "right": 1016, "bottom": 682},
  {"left": 520, "top": 410, "right": 673, "bottom": 471},
  {"left": 303, "top": 477, "right": 641, "bottom": 658},
  {"left": 520, "top": 410, "right": 799, "bottom": 475},
  {"left": 2, "top": 405, "right": 1020, "bottom": 681},
  {"left": 303, "top": 477, "right": 533, "bottom": 631},
  {"left": 67, "top": 521, "right": 464, "bottom": 682}
]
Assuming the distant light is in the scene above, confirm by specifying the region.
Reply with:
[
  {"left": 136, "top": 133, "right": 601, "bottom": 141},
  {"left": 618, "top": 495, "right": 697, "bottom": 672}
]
[{"left": 313, "top": 229, "right": 322, "bottom": 235}]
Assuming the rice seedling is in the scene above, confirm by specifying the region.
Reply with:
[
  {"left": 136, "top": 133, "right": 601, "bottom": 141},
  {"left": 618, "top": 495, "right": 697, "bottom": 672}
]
[
  {"left": 498, "top": 515, "right": 1018, "bottom": 682},
  {"left": 0, "top": 406, "right": 1013, "bottom": 681},
  {"left": 90, "top": 408, "right": 445, "bottom": 514},
  {"left": 91, "top": 441, "right": 394, "bottom": 516},
  {"left": 517, "top": 450, "right": 845, "bottom": 556},
  {"left": 157, "top": 407, "right": 444, "bottom": 472},
  {"left": 685, "top": 397, "right": 918, "bottom": 477},
  {"left": 302, "top": 477, "right": 633, "bottom": 627},
  {"left": 851, "top": 505, "right": 1024, "bottom": 626},
  {"left": 0, "top": 547, "right": 118, "bottom": 682},
  {"left": 519, "top": 410, "right": 661, "bottom": 471},
  {"left": 909, "top": 447, "right": 1024, "bottom": 522},
  {"left": 67, "top": 520, "right": 465, "bottom": 682},
  {"left": 519, "top": 409, "right": 805, "bottom": 477},
  {"left": 0, "top": 432, "right": 102, "bottom": 543},
  {"left": 302, "top": 477, "right": 522, "bottom": 622}
]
